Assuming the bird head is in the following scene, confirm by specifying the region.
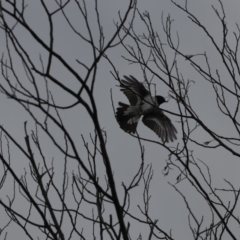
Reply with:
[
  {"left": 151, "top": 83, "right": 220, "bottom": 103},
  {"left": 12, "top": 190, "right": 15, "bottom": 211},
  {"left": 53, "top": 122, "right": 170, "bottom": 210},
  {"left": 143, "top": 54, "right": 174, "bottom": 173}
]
[{"left": 156, "top": 96, "right": 166, "bottom": 105}]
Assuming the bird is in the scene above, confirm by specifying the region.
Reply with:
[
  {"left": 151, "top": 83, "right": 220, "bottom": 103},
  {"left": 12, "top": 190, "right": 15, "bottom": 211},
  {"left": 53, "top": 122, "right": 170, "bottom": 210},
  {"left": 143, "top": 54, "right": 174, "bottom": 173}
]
[{"left": 116, "top": 75, "right": 177, "bottom": 142}]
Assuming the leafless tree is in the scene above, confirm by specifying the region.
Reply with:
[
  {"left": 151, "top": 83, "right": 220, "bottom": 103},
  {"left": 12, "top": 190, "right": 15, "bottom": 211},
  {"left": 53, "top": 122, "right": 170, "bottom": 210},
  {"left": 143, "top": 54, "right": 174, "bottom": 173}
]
[{"left": 0, "top": 0, "right": 239, "bottom": 240}]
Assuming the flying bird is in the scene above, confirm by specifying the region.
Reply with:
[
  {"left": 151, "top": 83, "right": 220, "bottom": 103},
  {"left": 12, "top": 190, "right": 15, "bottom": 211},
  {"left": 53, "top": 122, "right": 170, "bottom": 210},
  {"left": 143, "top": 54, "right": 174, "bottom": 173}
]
[{"left": 116, "top": 75, "right": 177, "bottom": 142}]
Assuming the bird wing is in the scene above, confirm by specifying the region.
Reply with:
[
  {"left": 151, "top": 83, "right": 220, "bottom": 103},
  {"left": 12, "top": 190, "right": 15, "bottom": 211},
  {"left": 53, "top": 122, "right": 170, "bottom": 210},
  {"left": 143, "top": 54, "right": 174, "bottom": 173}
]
[
  {"left": 142, "top": 109, "right": 177, "bottom": 142},
  {"left": 120, "top": 75, "right": 150, "bottom": 105}
]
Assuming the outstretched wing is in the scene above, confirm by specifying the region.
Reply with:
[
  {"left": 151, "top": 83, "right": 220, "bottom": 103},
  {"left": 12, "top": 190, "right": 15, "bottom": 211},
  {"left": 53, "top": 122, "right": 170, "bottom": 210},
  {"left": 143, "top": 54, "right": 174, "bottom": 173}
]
[
  {"left": 142, "top": 109, "right": 177, "bottom": 142},
  {"left": 120, "top": 75, "right": 149, "bottom": 105}
]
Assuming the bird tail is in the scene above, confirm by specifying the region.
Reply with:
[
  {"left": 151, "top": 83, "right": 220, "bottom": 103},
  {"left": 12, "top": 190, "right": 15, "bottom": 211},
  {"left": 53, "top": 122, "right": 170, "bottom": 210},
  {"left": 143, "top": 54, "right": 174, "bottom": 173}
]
[{"left": 116, "top": 102, "right": 140, "bottom": 134}]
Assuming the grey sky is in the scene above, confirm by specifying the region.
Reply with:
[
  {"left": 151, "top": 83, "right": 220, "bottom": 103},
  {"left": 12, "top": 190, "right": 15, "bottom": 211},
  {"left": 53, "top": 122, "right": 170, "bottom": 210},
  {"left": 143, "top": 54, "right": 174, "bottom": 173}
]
[{"left": 0, "top": 0, "right": 239, "bottom": 239}]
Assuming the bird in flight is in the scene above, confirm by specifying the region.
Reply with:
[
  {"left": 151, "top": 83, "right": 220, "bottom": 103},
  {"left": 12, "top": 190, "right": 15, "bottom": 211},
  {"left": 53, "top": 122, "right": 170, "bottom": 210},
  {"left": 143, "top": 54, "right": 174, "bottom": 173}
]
[{"left": 116, "top": 75, "right": 177, "bottom": 142}]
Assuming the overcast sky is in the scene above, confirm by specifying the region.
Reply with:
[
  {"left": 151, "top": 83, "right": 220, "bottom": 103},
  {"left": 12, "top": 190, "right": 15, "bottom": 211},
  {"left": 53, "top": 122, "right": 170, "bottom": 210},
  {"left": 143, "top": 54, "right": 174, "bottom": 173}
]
[{"left": 0, "top": 0, "right": 240, "bottom": 239}]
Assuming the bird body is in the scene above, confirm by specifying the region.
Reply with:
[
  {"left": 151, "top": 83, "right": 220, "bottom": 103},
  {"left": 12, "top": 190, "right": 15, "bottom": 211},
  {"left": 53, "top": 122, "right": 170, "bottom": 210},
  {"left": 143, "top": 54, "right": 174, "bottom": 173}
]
[{"left": 116, "top": 75, "right": 177, "bottom": 142}]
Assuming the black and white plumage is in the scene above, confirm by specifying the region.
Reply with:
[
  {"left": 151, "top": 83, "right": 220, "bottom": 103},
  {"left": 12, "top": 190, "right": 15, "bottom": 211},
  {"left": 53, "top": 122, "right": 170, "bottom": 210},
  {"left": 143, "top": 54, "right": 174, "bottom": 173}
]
[{"left": 116, "top": 75, "right": 177, "bottom": 142}]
